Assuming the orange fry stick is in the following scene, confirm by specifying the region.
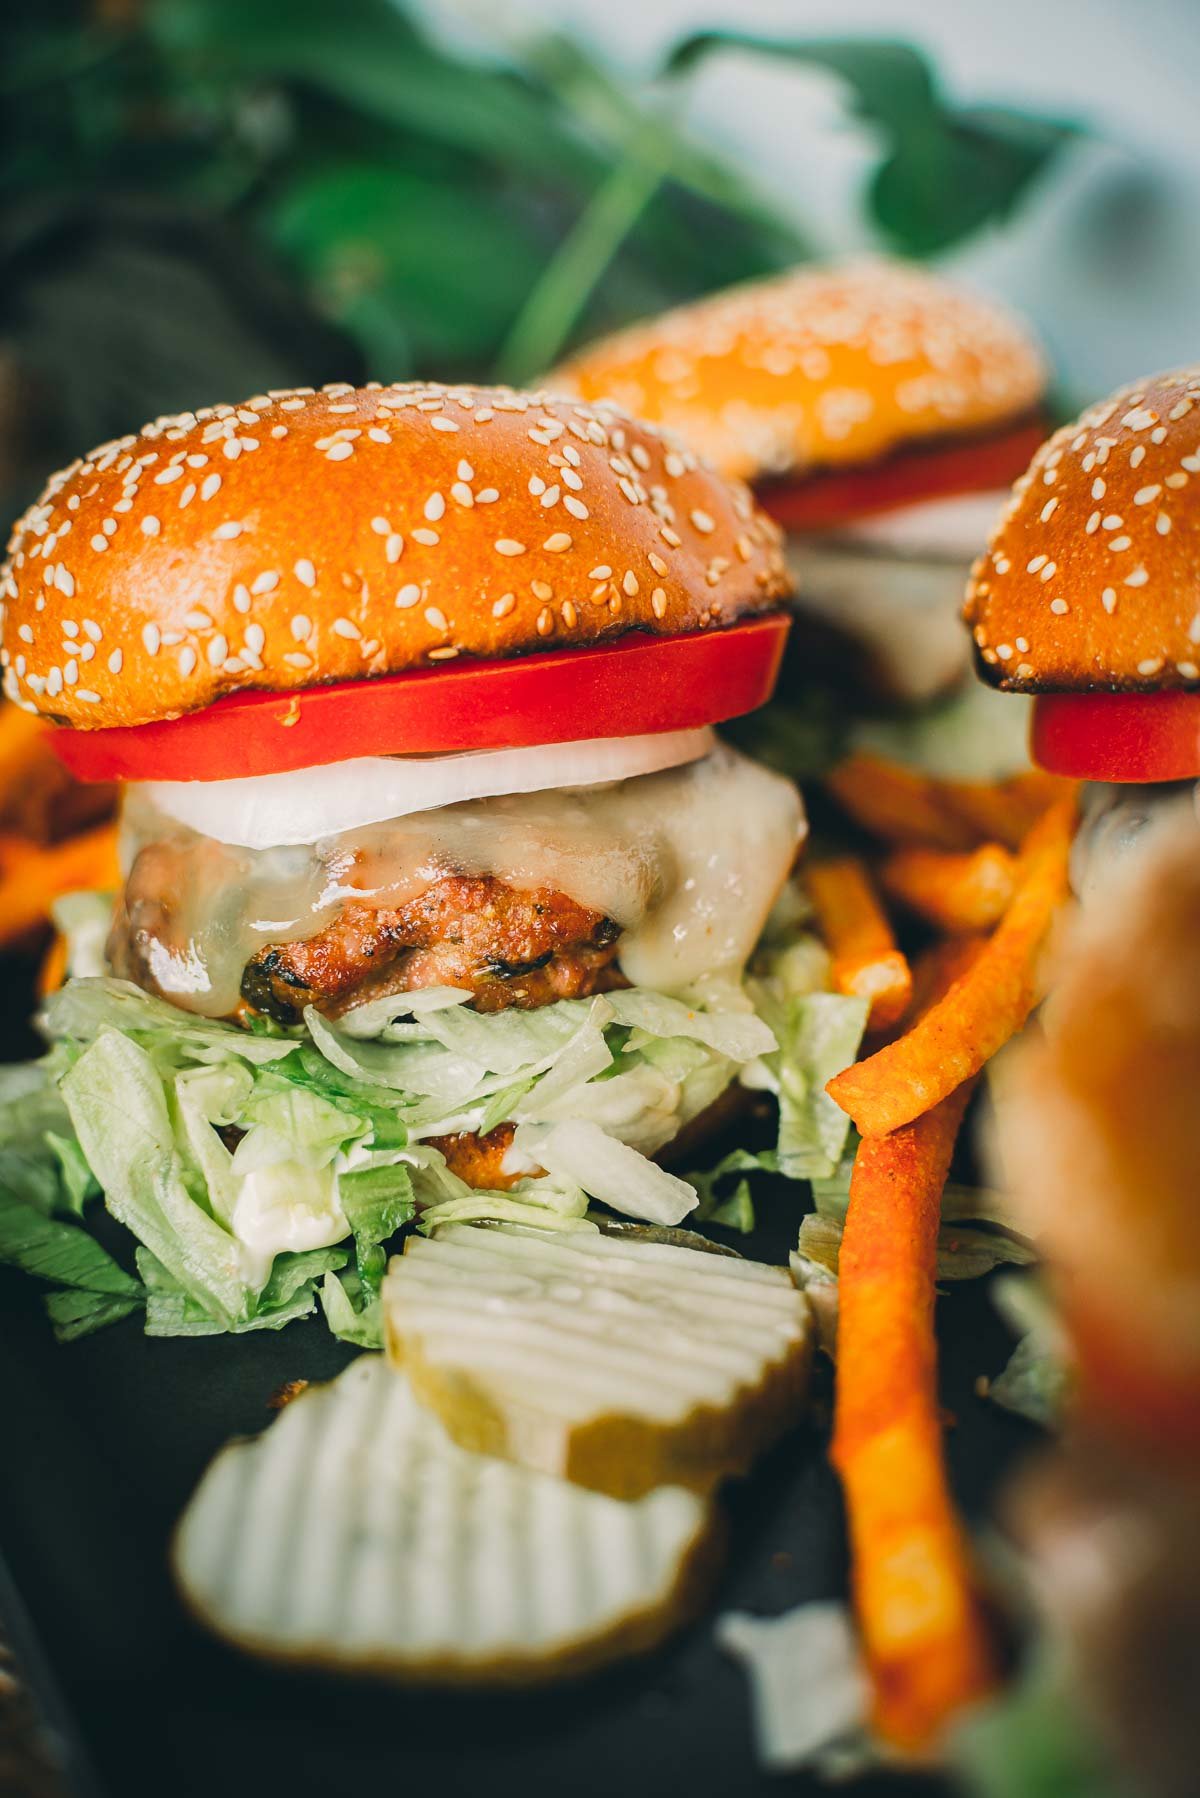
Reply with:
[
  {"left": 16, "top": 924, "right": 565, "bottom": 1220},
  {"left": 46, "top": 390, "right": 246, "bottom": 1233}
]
[
  {"left": 827, "top": 797, "right": 1075, "bottom": 1137},
  {"left": 825, "top": 754, "right": 977, "bottom": 851},
  {"left": 807, "top": 856, "right": 913, "bottom": 1032},
  {"left": 0, "top": 822, "right": 119, "bottom": 944},
  {"left": 37, "top": 932, "right": 69, "bottom": 998},
  {"left": 832, "top": 1075, "right": 999, "bottom": 1751},
  {"left": 827, "top": 752, "right": 1076, "bottom": 854},
  {"left": 880, "top": 843, "right": 1017, "bottom": 935}
]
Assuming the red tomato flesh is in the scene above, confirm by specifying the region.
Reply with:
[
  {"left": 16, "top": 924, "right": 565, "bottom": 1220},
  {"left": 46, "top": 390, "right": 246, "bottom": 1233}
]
[
  {"left": 1032, "top": 692, "right": 1200, "bottom": 783},
  {"left": 48, "top": 613, "right": 790, "bottom": 784},
  {"left": 757, "top": 419, "right": 1046, "bottom": 534}
]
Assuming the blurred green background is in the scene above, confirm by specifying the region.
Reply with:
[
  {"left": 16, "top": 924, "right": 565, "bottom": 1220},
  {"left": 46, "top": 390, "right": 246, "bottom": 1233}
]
[{"left": 0, "top": 0, "right": 1082, "bottom": 521}]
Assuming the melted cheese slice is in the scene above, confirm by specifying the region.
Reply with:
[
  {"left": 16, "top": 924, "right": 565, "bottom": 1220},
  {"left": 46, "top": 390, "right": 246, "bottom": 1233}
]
[{"left": 120, "top": 742, "right": 806, "bottom": 1016}]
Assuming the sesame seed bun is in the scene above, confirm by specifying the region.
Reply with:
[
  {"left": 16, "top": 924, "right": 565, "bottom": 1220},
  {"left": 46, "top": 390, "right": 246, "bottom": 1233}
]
[
  {"left": 1, "top": 382, "right": 790, "bottom": 730},
  {"left": 964, "top": 366, "right": 1200, "bottom": 691},
  {"left": 551, "top": 260, "right": 1046, "bottom": 485}
]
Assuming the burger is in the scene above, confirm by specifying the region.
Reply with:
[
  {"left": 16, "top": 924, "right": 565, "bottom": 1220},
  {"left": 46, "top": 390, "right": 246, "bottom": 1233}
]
[
  {"left": 0, "top": 380, "right": 829, "bottom": 1337},
  {"left": 553, "top": 260, "right": 1047, "bottom": 704},
  {"left": 963, "top": 363, "right": 1200, "bottom": 899}
]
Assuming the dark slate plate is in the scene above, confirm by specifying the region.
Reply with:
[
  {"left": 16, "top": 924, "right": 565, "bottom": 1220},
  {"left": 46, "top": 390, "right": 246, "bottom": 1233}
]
[{"left": 0, "top": 968, "right": 1037, "bottom": 1798}]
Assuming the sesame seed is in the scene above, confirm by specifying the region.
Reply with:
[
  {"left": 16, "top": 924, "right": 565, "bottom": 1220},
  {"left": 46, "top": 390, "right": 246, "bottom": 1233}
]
[
  {"left": 622, "top": 571, "right": 639, "bottom": 596},
  {"left": 531, "top": 580, "right": 552, "bottom": 602},
  {"left": 540, "top": 486, "right": 560, "bottom": 509},
  {"left": 229, "top": 584, "right": 250, "bottom": 614},
  {"left": 367, "top": 428, "right": 391, "bottom": 444},
  {"left": 154, "top": 466, "right": 183, "bottom": 485},
  {"left": 451, "top": 484, "right": 473, "bottom": 508},
  {"left": 413, "top": 529, "right": 439, "bottom": 547},
  {"left": 563, "top": 496, "right": 588, "bottom": 521},
  {"left": 17, "top": 624, "right": 32, "bottom": 644},
  {"left": 425, "top": 492, "right": 446, "bottom": 522},
  {"left": 1178, "top": 662, "right": 1199, "bottom": 679},
  {"left": 1039, "top": 562, "right": 1057, "bottom": 582},
  {"left": 651, "top": 587, "right": 667, "bottom": 619},
  {"left": 536, "top": 607, "right": 554, "bottom": 636},
  {"left": 618, "top": 479, "right": 640, "bottom": 506},
  {"left": 326, "top": 442, "right": 354, "bottom": 462},
  {"left": 543, "top": 533, "right": 571, "bottom": 553},
  {"left": 495, "top": 540, "right": 525, "bottom": 557},
  {"left": 561, "top": 600, "right": 578, "bottom": 629},
  {"left": 1015, "top": 638, "right": 1029, "bottom": 653},
  {"left": 1102, "top": 514, "right": 1123, "bottom": 530},
  {"left": 1102, "top": 588, "right": 1117, "bottom": 613},
  {"left": 395, "top": 585, "right": 421, "bottom": 609},
  {"left": 141, "top": 516, "right": 161, "bottom": 537},
  {"left": 430, "top": 416, "right": 458, "bottom": 433},
  {"left": 179, "top": 646, "right": 197, "bottom": 675},
  {"left": 1134, "top": 484, "right": 1162, "bottom": 504},
  {"left": 214, "top": 521, "right": 242, "bottom": 540},
  {"left": 1086, "top": 512, "right": 1101, "bottom": 534},
  {"left": 492, "top": 593, "right": 515, "bottom": 619},
  {"left": 76, "top": 690, "right": 100, "bottom": 704},
  {"left": 476, "top": 488, "right": 499, "bottom": 504},
  {"left": 371, "top": 517, "right": 390, "bottom": 535},
  {"left": 290, "top": 614, "right": 311, "bottom": 640},
  {"left": 201, "top": 474, "right": 222, "bottom": 501},
  {"left": 1040, "top": 498, "right": 1058, "bottom": 522},
  {"left": 1049, "top": 598, "right": 1069, "bottom": 615},
  {"left": 245, "top": 623, "right": 265, "bottom": 655},
  {"left": 1137, "top": 657, "right": 1163, "bottom": 675},
  {"left": 1130, "top": 445, "right": 1146, "bottom": 468},
  {"left": 648, "top": 552, "right": 668, "bottom": 576},
  {"left": 1166, "top": 472, "right": 1189, "bottom": 489},
  {"left": 252, "top": 571, "right": 279, "bottom": 594},
  {"left": 424, "top": 606, "right": 449, "bottom": 632},
  {"left": 1124, "top": 565, "right": 1149, "bottom": 586},
  {"left": 1026, "top": 555, "right": 1046, "bottom": 573},
  {"left": 1157, "top": 513, "right": 1172, "bottom": 535},
  {"left": 63, "top": 659, "right": 78, "bottom": 685},
  {"left": 294, "top": 559, "right": 316, "bottom": 589},
  {"left": 1091, "top": 479, "right": 1106, "bottom": 500},
  {"left": 333, "top": 617, "right": 360, "bottom": 639},
  {"left": 108, "top": 649, "right": 122, "bottom": 674},
  {"left": 142, "top": 623, "right": 161, "bottom": 655},
  {"left": 184, "top": 609, "right": 213, "bottom": 630},
  {"left": 179, "top": 483, "right": 196, "bottom": 507},
  {"left": 204, "top": 633, "right": 226, "bottom": 666},
  {"left": 589, "top": 565, "right": 613, "bottom": 580},
  {"left": 1108, "top": 536, "right": 1132, "bottom": 552},
  {"left": 996, "top": 644, "right": 1014, "bottom": 660},
  {"left": 55, "top": 567, "right": 75, "bottom": 597}
]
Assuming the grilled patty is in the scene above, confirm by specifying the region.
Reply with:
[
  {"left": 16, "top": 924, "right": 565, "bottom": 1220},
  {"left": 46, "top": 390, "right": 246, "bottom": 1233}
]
[{"left": 111, "top": 861, "right": 624, "bottom": 1025}]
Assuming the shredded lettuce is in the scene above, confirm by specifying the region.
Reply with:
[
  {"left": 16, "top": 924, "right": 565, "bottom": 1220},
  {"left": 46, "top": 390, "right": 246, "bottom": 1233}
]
[
  {"left": 12, "top": 961, "right": 782, "bottom": 1340},
  {"left": 792, "top": 1143, "right": 1038, "bottom": 1295},
  {"left": 985, "top": 1276, "right": 1071, "bottom": 1428}
]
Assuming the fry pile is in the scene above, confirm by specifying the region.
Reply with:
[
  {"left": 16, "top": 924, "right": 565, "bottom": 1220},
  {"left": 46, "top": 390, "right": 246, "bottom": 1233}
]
[
  {"left": 0, "top": 703, "right": 116, "bottom": 956},
  {"left": 811, "top": 753, "right": 1077, "bottom": 1751}
]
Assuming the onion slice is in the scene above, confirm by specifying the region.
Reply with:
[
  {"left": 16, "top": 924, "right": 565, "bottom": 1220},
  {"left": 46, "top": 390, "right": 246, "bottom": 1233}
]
[{"left": 140, "top": 727, "right": 717, "bottom": 849}]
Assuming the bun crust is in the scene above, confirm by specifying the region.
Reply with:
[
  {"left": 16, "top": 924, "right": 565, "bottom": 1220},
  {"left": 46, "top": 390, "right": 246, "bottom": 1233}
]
[
  {"left": 964, "top": 366, "right": 1200, "bottom": 691},
  {"left": 1, "top": 382, "right": 789, "bottom": 729},
  {"left": 551, "top": 260, "right": 1045, "bottom": 484}
]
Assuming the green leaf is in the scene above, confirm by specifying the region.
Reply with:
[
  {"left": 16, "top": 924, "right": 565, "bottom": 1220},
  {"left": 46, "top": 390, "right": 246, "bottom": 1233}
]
[
  {"left": 0, "top": 1186, "right": 141, "bottom": 1297},
  {"left": 45, "top": 1131, "right": 100, "bottom": 1215},
  {"left": 664, "top": 33, "right": 1075, "bottom": 254},
  {"left": 44, "top": 1287, "right": 144, "bottom": 1344}
]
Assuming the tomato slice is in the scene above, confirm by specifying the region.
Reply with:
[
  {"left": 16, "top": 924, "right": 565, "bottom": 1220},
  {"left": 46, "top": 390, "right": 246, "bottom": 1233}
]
[
  {"left": 48, "top": 614, "right": 790, "bottom": 784},
  {"left": 757, "top": 418, "right": 1046, "bottom": 533},
  {"left": 1032, "top": 692, "right": 1200, "bottom": 783}
]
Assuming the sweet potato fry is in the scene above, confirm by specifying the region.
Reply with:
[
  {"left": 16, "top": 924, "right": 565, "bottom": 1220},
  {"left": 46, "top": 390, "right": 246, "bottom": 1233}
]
[
  {"left": 827, "top": 797, "right": 1075, "bottom": 1137},
  {"left": 0, "top": 822, "right": 119, "bottom": 944},
  {"left": 807, "top": 855, "right": 913, "bottom": 1031},
  {"left": 825, "top": 754, "right": 977, "bottom": 851},
  {"left": 826, "top": 752, "right": 1076, "bottom": 854},
  {"left": 880, "top": 843, "right": 1017, "bottom": 935},
  {"left": 833, "top": 1076, "right": 998, "bottom": 1750}
]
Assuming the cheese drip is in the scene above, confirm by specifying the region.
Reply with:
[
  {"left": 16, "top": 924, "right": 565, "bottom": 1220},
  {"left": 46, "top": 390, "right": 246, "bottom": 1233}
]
[{"left": 118, "top": 742, "right": 805, "bottom": 1017}]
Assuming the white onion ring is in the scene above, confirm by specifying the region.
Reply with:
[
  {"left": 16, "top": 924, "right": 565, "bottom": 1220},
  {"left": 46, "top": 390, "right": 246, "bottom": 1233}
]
[{"left": 140, "top": 728, "right": 717, "bottom": 849}]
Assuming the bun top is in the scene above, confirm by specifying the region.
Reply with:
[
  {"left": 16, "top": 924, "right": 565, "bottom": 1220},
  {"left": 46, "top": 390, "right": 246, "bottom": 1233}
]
[
  {"left": 964, "top": 366, "right": 1200, "bottom": 692},
  {"left": 1, "top": 381, "right": 789, "bottom": 730},
  {"left": 551, "top": 260, "right": 1046, "bottom": 484}
]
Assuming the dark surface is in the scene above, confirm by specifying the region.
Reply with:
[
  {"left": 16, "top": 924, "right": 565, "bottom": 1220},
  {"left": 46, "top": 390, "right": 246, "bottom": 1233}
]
[{"left": 0, "top": 1127, "right": 1037, "bottom": 1798}]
